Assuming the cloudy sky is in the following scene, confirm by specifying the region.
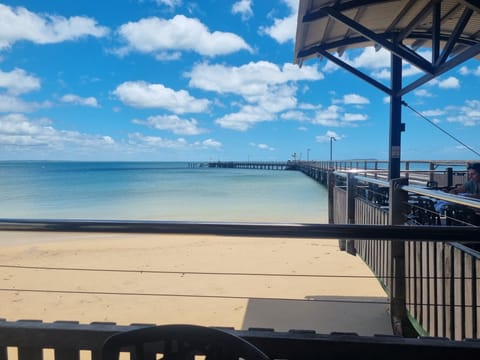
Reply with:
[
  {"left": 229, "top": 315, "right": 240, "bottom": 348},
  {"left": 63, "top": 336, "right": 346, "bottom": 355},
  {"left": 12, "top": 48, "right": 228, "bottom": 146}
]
[{"left": 0, "top": 0, "right": 479, "bottom": 161}]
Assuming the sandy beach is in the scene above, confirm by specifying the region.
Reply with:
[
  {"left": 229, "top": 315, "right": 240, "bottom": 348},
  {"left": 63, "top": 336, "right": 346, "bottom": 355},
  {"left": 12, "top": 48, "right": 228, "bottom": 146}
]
[{"left": 0, "top": 231, "right": 392, "bottom": 335}]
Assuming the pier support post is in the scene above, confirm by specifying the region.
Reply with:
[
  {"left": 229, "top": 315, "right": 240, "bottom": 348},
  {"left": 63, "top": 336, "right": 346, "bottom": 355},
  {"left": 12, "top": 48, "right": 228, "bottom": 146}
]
[
  {"left": 389, "top": 177, "right": 414, "bottom": 336},
  {"left": 447, "top": 167, "right": 453, "bottom": 187},
  {"left": 346, "top": 173, "right": 357, "bottom": 255},
  {"left": 388, "top": 51, "right": 403, "bottom": 181},
  {"left": 328, "top": 170, "right": 335, "bottom": 225}
]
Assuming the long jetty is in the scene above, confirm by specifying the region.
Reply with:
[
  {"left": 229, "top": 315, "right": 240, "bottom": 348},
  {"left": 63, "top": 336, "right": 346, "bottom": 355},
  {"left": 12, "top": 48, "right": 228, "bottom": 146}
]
[{"left": 207, "top": 161, "right": 290, "bottom": 170}]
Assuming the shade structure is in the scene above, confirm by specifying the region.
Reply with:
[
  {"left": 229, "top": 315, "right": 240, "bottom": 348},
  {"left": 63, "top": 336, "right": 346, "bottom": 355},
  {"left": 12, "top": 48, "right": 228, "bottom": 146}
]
[{"left": 294, "top": 0, "right": 480, "bottom": 95}]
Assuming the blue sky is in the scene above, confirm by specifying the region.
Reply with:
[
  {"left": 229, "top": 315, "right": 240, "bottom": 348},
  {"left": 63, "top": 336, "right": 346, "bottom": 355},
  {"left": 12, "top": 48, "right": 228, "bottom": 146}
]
[{"left": 0, "top": 0, "right": 479, "bottom": 162}]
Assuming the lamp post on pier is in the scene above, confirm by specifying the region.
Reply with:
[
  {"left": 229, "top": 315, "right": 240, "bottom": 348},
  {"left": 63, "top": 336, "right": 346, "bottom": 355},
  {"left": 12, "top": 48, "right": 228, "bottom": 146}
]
[
  {"left": 307, "top": 148, "right": 310, "bottom": 161},
  {"left": 329, "top": 136, "right": 336, "bottom": 162}
]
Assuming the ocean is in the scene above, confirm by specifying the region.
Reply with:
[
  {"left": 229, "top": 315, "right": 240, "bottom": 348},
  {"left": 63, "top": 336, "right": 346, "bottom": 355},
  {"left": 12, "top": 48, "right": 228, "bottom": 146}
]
[{"left": 0, "top": 161, "right": 328, "bottom": 223}]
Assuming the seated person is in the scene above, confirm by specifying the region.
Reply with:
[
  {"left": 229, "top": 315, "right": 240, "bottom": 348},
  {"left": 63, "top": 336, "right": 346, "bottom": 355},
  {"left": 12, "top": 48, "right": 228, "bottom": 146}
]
[
  {"left": 434, "top": 163, "right": 480, "bottom": 214},
  {"left": 449, "top": 162, "right": 480, "bottom": 199}
]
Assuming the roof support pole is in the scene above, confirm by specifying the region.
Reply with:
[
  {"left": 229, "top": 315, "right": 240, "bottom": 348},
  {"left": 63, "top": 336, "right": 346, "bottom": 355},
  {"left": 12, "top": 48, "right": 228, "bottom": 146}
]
[{"left": 388, "top": 52, "right": 403, "bottom": 181}]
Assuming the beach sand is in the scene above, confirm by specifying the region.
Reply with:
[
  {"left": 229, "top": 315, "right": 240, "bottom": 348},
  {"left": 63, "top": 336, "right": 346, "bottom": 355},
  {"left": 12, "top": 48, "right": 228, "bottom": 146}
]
[{"left": 0, "top": 231, "right": 392, "bottom": 335}]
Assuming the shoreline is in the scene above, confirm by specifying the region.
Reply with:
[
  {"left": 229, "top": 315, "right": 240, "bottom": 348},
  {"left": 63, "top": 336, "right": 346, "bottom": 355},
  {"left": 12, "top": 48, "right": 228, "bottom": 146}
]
[{"left": 0, "top": 231, "right": 392, "bottom": 335}]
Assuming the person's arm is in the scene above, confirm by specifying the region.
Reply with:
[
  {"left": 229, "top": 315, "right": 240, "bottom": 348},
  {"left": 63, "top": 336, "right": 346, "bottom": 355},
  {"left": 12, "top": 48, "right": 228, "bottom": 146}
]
[{"left": 450, "top": 184, "right": 466, "bottom": 194}]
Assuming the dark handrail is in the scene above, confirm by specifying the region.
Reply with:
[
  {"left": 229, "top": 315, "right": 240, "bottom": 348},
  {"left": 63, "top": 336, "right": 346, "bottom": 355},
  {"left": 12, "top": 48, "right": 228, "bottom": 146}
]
[{"left": 0, "top": 219, "right": 479, "bottom": 242}]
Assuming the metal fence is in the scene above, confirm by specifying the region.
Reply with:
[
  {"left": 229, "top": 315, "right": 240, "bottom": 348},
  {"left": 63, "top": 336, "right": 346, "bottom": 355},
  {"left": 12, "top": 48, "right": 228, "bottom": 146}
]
[{"left": 330, "top": 170, "right": 480, "bottom": 340}]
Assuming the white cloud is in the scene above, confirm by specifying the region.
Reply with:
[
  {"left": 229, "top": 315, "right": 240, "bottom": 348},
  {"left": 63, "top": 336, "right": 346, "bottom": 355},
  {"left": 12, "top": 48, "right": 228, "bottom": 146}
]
[
  {"left": 260, "top": 0, "right": 298, "bottom": 43},
  {"left": 280, "top": 110, "right": 308, "bottom": 121},
  {"left": 311, "top": 104, "right": 368, "bottom": 127},
  {"left": 61, "top": 94, "right": 99, "bottom": 107},
  {"left": 250, "top": 142, "right": 275, "bottom": 151},
  {"left": 315, "top": 130, "right": 343, "bottom": 143},
  {"left": 128, "top": 132, "right": 188, "bottom": 149},
  {"left": 201, "top": 138, "right": 222, "bottom": 148},
  {"left": 188, "top": 61, "right": 323, "bottom": 97},
  {"left": 312, "top": 105, "right": 342, "bottom": 127},
  {"left": 128, "top": 132, "right": 221, "bottom": 150},
  {"left": 0, "top": 68, "right": 40, "bottom": 95},
  {"left": 372, "top": 63, "right": 423, "bottom": 79},
  {"left": 342, "top": 94, "right": 370, "bottom": 105},
  {"left": 117, "top": 15, "right": 252, "bottom": 57},
  {"left": 446, "top": 99, "right": 480, "bottom": 126},
  {"left": 215, "top": 89, "right": 296, "bottom": 131},
  {"left": 154, "top": 0, "right": 182, "bottom": 8},
  {"left": 438, "top": 76, "right": 460, "bottom": 89},
  {"left": 154, "top": 51, "right": 182, "bottom": 61},
  {"left": 0, "top": 94, "right": 39, "bottom": 112},
  {"left": 326, "top": 47, "right": 423, "bottom": 79},
  {"left": 0, "top": 3, "right": 108, "bottom": 49},
  {"left": 113, "top": 81, "right": 210, "bottom": 114},
  {"left": 188, "top": 61, "right": 322, "bottom": 131},
  {"left": 246, "top": 84, "right": 297, "bottom": 113},
  {"left": 0, "top": 113, "right": 115, "bottom": 148},
  {"left": 350, "top": 47, "right": 391, "bottom": 69},
  {"left": 232, "top": 0, "right": 253, "bottom": 21},
  {"left": 421, "top": 109, "right": 445, "bottom": 117},
  {"left": 458, "top": 65, "right": 480, "bottom": 76},
  {"left": 414, "top": 89, "right": 433, "bottom": 97},
  {"left": 343, "top": 113, "right": 367, "bottom": 122},
  {"left": 132, "top": 114, "right": 206, "bottom": 135},
  {"left": 459, "top": 66, "right": 469, "bottom": 75},
  {"left": 215, "top": 105, "right": 275, "bottom": 131}
]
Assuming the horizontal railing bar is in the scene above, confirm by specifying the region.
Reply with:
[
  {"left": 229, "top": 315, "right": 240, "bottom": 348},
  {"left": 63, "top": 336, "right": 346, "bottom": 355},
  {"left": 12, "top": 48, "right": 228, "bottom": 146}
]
[
  {"left": 402, "top": 185, "right": 480, "bottom": 209},
  {"left": 352, "top": 175, "right": 390, "bottom": 187},
  {"left": 0, "top": 219, "right": 478, "bottom": 242}
]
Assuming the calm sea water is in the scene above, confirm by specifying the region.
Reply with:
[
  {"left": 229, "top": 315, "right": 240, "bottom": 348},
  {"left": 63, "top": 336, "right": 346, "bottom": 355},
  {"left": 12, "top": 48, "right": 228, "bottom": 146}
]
[{"left": 0, "top": 161, "right": 328, "bottom": 223}]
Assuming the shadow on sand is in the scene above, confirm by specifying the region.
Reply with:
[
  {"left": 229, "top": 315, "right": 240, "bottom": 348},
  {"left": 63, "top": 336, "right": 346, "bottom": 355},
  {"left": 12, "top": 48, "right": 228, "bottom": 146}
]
[{"left": 241, "top": 295, "right": 392, "bottom": 335}]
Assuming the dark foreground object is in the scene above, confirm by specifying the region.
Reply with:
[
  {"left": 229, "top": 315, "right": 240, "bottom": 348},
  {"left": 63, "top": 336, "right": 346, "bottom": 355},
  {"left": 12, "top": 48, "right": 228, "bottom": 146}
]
[{"left": 1, "top": 320, "right": 479, "bottom": 360}]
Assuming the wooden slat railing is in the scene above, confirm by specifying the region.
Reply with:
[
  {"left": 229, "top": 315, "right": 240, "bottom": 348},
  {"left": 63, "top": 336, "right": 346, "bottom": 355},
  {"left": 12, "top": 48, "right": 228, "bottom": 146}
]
[{"left": 329, "top": 168, "right": 480, "bottom": 340}]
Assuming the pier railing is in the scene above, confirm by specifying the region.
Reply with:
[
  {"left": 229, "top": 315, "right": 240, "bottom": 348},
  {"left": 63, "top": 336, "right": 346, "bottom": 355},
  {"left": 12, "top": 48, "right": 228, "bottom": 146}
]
[{"left": 320, "top": 166, "right": 480, "bottom": 340}]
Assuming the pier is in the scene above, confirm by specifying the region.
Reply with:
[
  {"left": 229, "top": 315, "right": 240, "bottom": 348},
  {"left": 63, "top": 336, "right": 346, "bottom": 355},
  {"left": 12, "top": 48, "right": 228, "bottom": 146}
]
[
  {"left": 207, "top": 159, "right": 480, "bottom": 339},
  {"left": 292, "top": 159, "right": 480, "bottom": 339},
  {"left": 207, "top": 161, "right": 289, "bottom": 170}
]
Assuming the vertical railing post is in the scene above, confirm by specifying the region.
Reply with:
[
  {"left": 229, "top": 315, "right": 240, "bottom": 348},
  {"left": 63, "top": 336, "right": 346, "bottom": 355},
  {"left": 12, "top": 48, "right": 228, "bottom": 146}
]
[
  {"left": 389, "top": 177, "right": 412, "bottom": 336},
  {"left": 430, "top": 162, "right": 435, "bottom": 182},
  {"left": 346, "top": 173, "right": 357, "bottom": 255},
  {"left": 328, "top": 169, "right": 335, "bottom": 225},
  {"left": 447, "top": 167, "right": 453, "bottom": 187}
]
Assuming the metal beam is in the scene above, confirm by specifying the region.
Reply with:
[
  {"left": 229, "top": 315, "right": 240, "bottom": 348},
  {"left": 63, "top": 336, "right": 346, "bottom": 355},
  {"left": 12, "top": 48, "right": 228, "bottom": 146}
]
[
  {"left": 320, "top": 6, "right": 435, "bottom": 74},
  {"left": 315, "top": 48, "right": 392, "bottom": 95},
  {"left": 397, "top": 0, "right": 438, "bottom": 45},
  {"left": 388, "top": 53, "right": 403, "bottom": 180},
  {"left": 400, "top": 41, "right": 480, "bottom": 96},
  {"left": 435, "top": 7, "right": 473, "bottom": 65},
  {"left": 432, "top": 1, "right": 441, "bottom": 62},
  {"left": 459, "top": 0, "right": 480, "bottom": 13}
]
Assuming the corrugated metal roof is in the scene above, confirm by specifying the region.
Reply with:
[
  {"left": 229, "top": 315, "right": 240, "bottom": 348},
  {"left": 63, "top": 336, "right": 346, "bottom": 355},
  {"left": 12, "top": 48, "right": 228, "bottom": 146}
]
[{"left": 294, "top": 0, "right": 480, "bottom": 66}]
